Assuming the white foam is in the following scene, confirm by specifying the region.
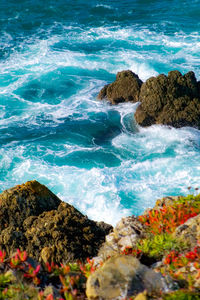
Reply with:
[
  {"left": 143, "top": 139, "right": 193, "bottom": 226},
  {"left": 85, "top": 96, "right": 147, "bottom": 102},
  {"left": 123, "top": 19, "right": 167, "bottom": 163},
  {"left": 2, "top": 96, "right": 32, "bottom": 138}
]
[
  {"left": 95, "top": 4, "right": 113, "bottom": 9},
  {"left": 1, "top": 122, "right": 200, "bottom": 226},
  {"left": 2, "top": 24, "right": 199, "bottom": 89},
  {"left": 2, "top": 155, "right": 129, "bottom": 225},
  {"left": 1, "top": 23, "right": 200, "bottom": 226}
]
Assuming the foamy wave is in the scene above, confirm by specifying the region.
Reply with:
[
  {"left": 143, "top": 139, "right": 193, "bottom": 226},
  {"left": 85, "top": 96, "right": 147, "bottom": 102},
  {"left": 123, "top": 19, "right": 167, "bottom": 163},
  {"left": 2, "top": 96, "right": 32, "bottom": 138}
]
[
  {"left": 0, "top": 155, "right": 130, "bottom": 225},
  {"left": 95, "top": 4, "right": 113, "bottom": 9},
  {"left": 1, "top": 123, "right": 200, "bottom": 225},
  {"left": 1, "top": 24, "right": 199, "bottom": 91},
  {"left": 1, "top": 20, "right": 200, "bottom": 226}
]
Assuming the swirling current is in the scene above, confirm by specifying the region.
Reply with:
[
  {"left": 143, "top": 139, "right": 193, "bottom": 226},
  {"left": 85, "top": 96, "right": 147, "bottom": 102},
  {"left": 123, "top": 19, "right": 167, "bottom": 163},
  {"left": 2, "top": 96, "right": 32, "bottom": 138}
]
[{"left": 1, "top": 0, "right": 200, "bottom": 224}]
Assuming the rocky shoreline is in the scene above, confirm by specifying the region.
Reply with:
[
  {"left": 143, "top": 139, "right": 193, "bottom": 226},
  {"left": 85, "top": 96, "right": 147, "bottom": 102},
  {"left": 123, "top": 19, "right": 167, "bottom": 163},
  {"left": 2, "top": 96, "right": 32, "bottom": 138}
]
[
  {"left": 98, "top": 70, "right": 200, "bottom": 129},
  {"left": 0, "top": 181, "right": 200, "bottom": 299}
]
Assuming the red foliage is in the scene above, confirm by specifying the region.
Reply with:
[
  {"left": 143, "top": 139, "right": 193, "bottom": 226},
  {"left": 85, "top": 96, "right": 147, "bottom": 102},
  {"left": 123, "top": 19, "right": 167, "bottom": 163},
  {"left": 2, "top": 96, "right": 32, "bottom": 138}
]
[
  {"left": 138, "top": 204, "right": 199, "bottom": 234},
  {"left": 122, "top": 247, "right": 142, "bottom": 257}
]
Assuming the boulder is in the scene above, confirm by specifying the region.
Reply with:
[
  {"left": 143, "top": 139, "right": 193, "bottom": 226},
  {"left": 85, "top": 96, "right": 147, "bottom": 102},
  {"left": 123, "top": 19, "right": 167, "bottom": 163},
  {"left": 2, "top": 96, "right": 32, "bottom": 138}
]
[
  {"left": 86, "top": 255, "right": 171, "bottom": 299},
  {"left": 135, "top": 70, "right": 200, "bottom": 128},
  {"left": 98, "top": 70, "right": 143, "bottom": 104},
  {"left": 0, "top": 181, "right": 112, "bottom": 263}
]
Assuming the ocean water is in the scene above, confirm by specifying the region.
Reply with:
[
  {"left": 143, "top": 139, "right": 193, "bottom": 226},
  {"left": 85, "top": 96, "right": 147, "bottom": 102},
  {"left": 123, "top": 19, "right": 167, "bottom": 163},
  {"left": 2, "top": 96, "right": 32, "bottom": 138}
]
[{"left": 0, "top": 0, "right": 200, "bottom": 225}]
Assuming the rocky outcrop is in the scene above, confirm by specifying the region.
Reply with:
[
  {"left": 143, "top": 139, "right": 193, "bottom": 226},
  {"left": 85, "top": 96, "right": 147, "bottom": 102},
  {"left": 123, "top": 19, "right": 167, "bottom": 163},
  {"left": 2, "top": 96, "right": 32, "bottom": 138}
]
[
  {"left": 0, "top": 180, "right": 61, "bottom": 229},
  {"left": 97, "top": 216, "right": 145, "bottom": 263},
  {"left": 98, "top": 70, "right": 143, "bottom": 104},
  {"left": 174, "top": 214, "right": 200, "bottom": 249},
  {"left": 154, "top": 196, "right": 183, "bottom": 209},
  {"left": 0, "top": 181, "right": 112, "bottom": 264},
  {"left": 98, "top": 69, "right": 200, "bottom": 128},
  {"left": 135, "top": 70, "right": 200, "bottom": 127},
  {"left": 86, "top": 255, "right": 172, "bottom": 299}
]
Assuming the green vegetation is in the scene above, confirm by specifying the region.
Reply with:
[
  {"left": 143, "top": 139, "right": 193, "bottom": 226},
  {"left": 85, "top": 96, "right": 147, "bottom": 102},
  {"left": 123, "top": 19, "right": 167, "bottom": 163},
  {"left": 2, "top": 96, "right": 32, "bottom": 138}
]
[
  {"left": 163, "top": 290, "right": 200, "bottom": 300},
  {"left": 137, "top": 233, "right": 188, "bottom": 259},
  {"left": 0, "top": 193, "right": 200, "bottom": 299}
]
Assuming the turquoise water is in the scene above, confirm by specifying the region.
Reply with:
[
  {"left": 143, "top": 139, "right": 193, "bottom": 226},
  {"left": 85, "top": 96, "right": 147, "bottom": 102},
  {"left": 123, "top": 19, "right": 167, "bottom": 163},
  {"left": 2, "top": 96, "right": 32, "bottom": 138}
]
[{"left": 1, "top": 0, "right": 200, "bottom": 224}]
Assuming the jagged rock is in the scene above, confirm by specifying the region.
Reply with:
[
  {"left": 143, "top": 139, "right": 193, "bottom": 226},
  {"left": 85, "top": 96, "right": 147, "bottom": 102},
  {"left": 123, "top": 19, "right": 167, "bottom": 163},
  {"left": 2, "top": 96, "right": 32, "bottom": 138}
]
[
  {"left": 0, "top": 181, "right": 112, "bottom": 264},
  {"left": 86, "top": 255, "right": 171, "bottom": 299},
  {"left": 97, "top": 216, "right": 145, "bottom": 262},
  {"left": 0, "top": 180, "right": 61, "bottom": 229},
  {"left": 25, "top": 202, "right": 112, "bottom": 263},
  {"left": 98, "top": 70, "right": 143, "bottom": 104},
  {"left": 174, "top": 214, "right": 200, "bottom": 249},
  {"left": 0, "top": 226, "right": 26, "bottom": 254},
  {"left": 154, "top": 196, "right": 183, "bottom": 209},
  {"left": 135, "top": 70, "right": 200, "bottom": 128}
]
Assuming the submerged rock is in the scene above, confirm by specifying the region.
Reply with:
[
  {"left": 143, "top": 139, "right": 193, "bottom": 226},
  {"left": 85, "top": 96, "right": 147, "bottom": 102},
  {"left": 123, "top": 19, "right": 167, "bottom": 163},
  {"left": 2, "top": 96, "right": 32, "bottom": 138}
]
[
  {"left": 98, "top": 70, "right": 143, "bottom": 104},
  {"left": 135, "top": 70, "right": 200, "bottom": 128},
  {"left": 86, "top": 255, "right": 171, "bottom": 299},
  {"left": 0, "top": 181, "right": 112, "bottom": 264}
]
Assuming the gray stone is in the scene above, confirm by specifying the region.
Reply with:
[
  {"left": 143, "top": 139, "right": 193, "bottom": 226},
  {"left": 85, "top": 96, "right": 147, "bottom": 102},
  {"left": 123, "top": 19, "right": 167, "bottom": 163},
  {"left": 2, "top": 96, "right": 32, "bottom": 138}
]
[{"left": 86, "top": 255, "right": 171, "bottom": 299}]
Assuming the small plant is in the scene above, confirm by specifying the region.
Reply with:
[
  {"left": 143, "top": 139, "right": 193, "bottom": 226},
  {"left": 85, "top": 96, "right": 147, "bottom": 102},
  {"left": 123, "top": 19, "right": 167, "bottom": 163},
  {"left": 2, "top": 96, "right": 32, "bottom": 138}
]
[
  {"left": 136, "top": 233, "right": 188, "bottom": 259},
  {"left": 163, "top": 290, "right": 200, "bottom": 300},
  {"left": 138, "top": 203, "right": 199, "bottom": 235},
  {"left": 121, "top": 247, "right": 142, "bottom": 258},
  {"left": 0, "top": 250, "right": 6, "bottom": 263},
  {"left": 162, "top": 245, "right": 200, "bottom": 289}
]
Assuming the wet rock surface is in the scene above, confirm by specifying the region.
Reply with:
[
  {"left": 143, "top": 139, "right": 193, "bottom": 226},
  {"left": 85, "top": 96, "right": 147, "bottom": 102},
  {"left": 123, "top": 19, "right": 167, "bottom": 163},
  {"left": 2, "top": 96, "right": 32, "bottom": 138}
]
[
  {"left": 0, "top": 181, "right": 112, "bottom": 264},
  {"left": 98, "top": 70, "right": 143, "bottom": 104}
]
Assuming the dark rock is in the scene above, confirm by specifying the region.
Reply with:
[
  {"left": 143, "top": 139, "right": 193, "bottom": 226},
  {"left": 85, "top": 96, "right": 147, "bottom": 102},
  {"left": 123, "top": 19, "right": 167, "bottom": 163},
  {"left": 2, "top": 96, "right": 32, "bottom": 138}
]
[
  {"left": 135, "top": 70, "right": 200, "bottom": 128},
  {"left": 0, "top": 180, "right": 61, "bottom": 229},
  {"left": 0, "top": 181, "right": 112, "bottom": 264},
  {"left": 96, "top": 221, "right": 113, "bottom": 233},
  {"left": 98, "top": 70, "right": 143, "bottom": 104},
  {"left": 0, "top": 226, "right": 26, "bottom": 254},
  {"left": 25, "top": 202, "right": 112, "bottom": 264}
]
